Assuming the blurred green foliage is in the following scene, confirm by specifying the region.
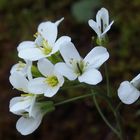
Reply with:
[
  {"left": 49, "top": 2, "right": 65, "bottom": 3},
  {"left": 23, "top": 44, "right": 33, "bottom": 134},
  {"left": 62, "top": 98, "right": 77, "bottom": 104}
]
[{"left": 72, "top": 0, "right": 101, "bottom": 23}]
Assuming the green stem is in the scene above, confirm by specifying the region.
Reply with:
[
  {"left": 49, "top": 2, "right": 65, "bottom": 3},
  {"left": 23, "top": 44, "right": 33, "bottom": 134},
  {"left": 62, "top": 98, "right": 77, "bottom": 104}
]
[
  {"left": 54, "top": 89, "right": 124, "bottom": 139},
  {"left": 93, "top": 95, "right": 121, "bottom": 138},
  {"left": 96, "top": 92, "right": 114, "bottom": 112},
  {"left": 104, "top": 62, "right": 110, "bottom": 97},
  {"left": 92, "top": 89, "right": 124, "bottom": 140},
  {"left": 54, "top": 92, "right": 96, "bottom": 106},
  {"left": 115, "top": 102, "right": 122, "bottom": 112},
  {"left": 61, "top": 81, "right": 84, "bottom": 90},
  {"left": 114, "top": 111, "right": 124, "bottom": 140}
]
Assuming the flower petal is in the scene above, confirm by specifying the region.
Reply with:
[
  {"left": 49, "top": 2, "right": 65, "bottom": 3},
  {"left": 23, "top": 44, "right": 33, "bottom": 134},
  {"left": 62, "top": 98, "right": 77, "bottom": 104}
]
[
  {"left": 55, "top": 62, "right": 77, "bottom": 80},
  {"left": 9, "top": 72, "right": 28, "bottom": 92},
  {"left": 10, "top": 63, "right": 26, "bottom": 76},
  {"left": 78, "top": 68, "right": 102, "bottom": 85},
  {"left": 38, "top": 59, "right": 54, "bottom": 76},
  {"left": 28, "top": 78, "right": 47, "bottom": 94},
  {"left": 25, "top": 60, "right": 33, "bottom": 80},
  {"left": 44, "top": 86, "right": 60, "bottom": 97},
  {"left": 28, "top": 96, "right": 36, "bottom": 117},
  {"left": 60, "top": 42, "right": 82, "bottom": 65},
  {"left": 18, "top": 48, "right": 46, "bottom": 61},
  {"left": 35, "top": 34, "right": 43, "bottom": 47},
  {"left": 38, "top": 21, "right": 57, "bottom": 46},
  {"left": 55, "top": 17, "right": 64, "bottom": 26},
  {"left": 9, "top": 97, "right": 22, "bottom": 109},
  {"left": 102, "top": 21, "right": 114, "bottom": 36},
  {"left": 10, "top": 96, "right": 32, "bottom": 114},
  {"left": 84, "top": 46, "right": 109, "bottom": 69},
  {"left": 54, "top": 73, "right": 65, "bottom": 87},
  {"left": 17, "top": 41, "right": 35, "bottom": 52},
  {"left": 96, "top": 8, "right": 109, "bottom": 29},
  {"left": 131, "top": 73, "right": 140, "bottom": 89},
  {"left": 52, "top": 36, "right": 71, "bottom": 53},
  {"left": 16, "top": 114, "right": 43, "bottom": 135},
  {"left": 88, "top": 19, "right": 101, "bottom": 37},
  {"left": 118, "top": 81, "right": 140, "bottom": 104}
]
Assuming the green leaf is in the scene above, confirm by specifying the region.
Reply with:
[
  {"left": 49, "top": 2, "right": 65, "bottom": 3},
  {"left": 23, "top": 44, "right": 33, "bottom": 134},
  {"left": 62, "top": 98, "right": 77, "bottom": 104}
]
[{"left": 72, "top": 0, "right": 101, "bottom": 23}]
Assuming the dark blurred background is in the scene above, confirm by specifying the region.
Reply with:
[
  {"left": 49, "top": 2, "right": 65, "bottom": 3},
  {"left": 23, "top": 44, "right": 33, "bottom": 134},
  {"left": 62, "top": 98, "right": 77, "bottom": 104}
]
[{"left": 0, "top": 0, "right": 140, "bottom": 139}]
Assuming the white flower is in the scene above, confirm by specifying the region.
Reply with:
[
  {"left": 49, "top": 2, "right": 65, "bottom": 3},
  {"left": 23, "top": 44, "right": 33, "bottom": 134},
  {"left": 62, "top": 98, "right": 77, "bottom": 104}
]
[
  {"left": 28, "top": 59, "right": 64, "bottom": 97},
  {"left": 55, "top": 42, "right": 109, "bottom": 85},
  {"left": 10, "top": 60, "right": 32, "bottom": 80},
  {"left": 9, "top": 95, "right": 44, "bottom": 135},
  {"left": 118, "top": 74, "right": 140, "bottom": 104},
  {"left": 18, "top": 18, "right": 71, "bottom": 61},
  {"left": 88, "top": 8, "right": 114, "bottom": 40}
]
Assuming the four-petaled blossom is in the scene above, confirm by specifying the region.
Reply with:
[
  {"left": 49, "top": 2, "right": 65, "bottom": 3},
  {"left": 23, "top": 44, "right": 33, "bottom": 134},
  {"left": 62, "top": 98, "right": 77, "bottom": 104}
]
[
  {"left": 28, "top": 59, "right": 64, "bottom": 97},
  {"left": 55, "top": 42, "right": 109, "bottom": 85},
  {"left": 88, "top": 8, "right": 114, "bottom": 40},
  {"left": 118, "top": 74, "right": 140, "bottom": 104},
  {"left": 9, "top": 95, "right": 44, "bottom": 135},
  {"left": 18, "top": 18, "right": 71, "bottom": 61},
  {"left": 10, "top": 60, "right": 32, "bottom": 80}
]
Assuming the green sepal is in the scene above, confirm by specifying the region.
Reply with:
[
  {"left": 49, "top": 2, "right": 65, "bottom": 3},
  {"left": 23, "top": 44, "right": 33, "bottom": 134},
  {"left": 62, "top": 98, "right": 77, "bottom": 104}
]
[
  {"left": 96, "top": 37, "right": 102, "bottom": 46},
  {"left": 31, "top": 65, "right": 43, "bottom": 77},
  {"left": 48, "top": 51, "right": 63, "bottom": 64},
  {"left": 96, "top": 36, "right": 109, "bottom": 46}
]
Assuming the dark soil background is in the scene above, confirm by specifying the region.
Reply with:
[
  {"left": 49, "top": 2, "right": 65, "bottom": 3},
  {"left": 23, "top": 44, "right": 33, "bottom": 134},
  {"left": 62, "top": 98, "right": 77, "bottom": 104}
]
[{"left": 0, "top": 0, "right": 140, "bottom": 140}]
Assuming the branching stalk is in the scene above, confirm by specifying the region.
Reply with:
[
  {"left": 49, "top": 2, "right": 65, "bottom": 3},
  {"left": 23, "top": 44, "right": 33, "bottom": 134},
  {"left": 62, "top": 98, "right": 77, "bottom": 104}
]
[{"left": 54, "top": 92, "right": 97, "bottom": 106}]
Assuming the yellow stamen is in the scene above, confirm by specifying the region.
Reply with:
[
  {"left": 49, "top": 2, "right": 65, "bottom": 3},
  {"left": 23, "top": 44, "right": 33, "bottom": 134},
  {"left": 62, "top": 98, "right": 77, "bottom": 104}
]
[
  {"left": 45, "top": 75, "right": 59, "bottom": 87},
  {"left": 41, "top": 39, "right": 52, "bottom": 55}
]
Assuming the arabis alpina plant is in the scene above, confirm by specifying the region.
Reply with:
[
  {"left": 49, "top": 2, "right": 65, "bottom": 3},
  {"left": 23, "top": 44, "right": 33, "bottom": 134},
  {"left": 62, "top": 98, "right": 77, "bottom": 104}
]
[
  {"left": 18, "top": 18, "right": 71, "bottom": 61},
  {"left": 9, "top": 8, "right": 139, "bottom": 139},
  {"left": 118, "top": 74, "right": 140, "bottom": 104},
  {"left": 88, "top": 8, "right": 114, "bottom": 43},
  {"left": 55, "top": 42, "right": 109, "bottom": 85}
]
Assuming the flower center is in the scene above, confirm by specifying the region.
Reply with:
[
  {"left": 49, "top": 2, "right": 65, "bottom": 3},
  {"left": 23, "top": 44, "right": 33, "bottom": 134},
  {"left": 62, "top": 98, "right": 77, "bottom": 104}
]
[
  {"left": 34, "top": 32, "right": 52, "bottom": 55},
  {"left": 41, "top": 39, "right": 52, "bottom": 55},
  {"left": 45, "top": 75, "right": 59, "bottom": 87},
  {"left": 76, "top": 62, "right": 84, "bottom": 75},
  {"left": 70, "top": 59, "right": 85, "bottom": 76}
]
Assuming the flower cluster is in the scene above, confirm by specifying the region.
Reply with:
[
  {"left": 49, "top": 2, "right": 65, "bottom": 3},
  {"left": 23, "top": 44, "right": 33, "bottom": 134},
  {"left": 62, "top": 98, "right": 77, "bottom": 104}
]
[{"left": 9, "top": 7, "right": 140, "bottom": 136}]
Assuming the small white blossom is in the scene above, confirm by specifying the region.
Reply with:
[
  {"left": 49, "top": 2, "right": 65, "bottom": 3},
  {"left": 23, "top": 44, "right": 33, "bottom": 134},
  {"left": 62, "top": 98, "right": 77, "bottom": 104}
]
[
  {"left": 18, "top": 18, "right": 71, "bottom": 61},
  {"left": 55, "top": 42, "right": 109, "bottom": 85},
  {"left": 28, "top": 59, "right": 64, "bottom": 97},
  {"left": 88, "top": 8, "right": 114, "bottom": 40},
  {"left": 118, "top": 74, "right": 140, "bottom": 104},
  {"left": 9, "top": 95, "right": 44, "bottom": 135},
  {"left": 10, "top": 60, "right": 32, "bottom": 80}
]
